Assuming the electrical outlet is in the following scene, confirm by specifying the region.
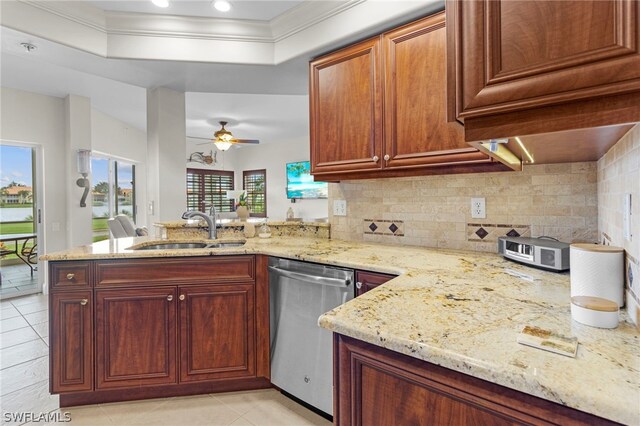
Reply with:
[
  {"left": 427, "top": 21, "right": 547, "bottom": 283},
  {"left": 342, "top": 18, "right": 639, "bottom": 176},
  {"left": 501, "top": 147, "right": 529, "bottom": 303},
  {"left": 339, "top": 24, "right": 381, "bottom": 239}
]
[
  {"left": 623, "top": 193, "right": 632, "bottom": 241},
  {"left": 471, "top": 197, "right": 486, "bottom": 219},
  {"left": 333, "top": 200, "right": 347, "bottom": 216}
]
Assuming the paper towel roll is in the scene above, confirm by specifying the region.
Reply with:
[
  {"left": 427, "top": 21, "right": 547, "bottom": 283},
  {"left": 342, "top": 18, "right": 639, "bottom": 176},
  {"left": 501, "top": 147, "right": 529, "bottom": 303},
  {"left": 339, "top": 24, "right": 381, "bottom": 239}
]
[{"left": 570, "top": 244, "right": 624, "bottom": 307}]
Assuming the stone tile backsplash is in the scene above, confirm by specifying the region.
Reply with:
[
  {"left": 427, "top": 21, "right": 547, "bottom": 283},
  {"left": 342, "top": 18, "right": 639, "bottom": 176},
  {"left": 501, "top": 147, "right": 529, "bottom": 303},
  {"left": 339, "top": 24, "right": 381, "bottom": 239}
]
[
  {"left": 597, "top": 124, "right": 639, "bottom": 323},
  {"left": 329, "top": 162, "right": 598, "bottom": 253}
]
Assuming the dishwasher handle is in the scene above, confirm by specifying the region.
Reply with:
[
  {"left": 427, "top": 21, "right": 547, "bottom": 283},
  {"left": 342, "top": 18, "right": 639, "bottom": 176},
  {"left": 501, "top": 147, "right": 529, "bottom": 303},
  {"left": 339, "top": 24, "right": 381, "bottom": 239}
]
[{"left": 268, "top": 266, "right": 352, "bottom": 288}]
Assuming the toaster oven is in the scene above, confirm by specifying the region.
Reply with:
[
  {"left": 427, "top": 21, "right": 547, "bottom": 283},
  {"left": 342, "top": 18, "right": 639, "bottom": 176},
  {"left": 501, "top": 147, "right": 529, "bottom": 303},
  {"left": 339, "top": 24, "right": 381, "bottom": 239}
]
[{"left": 497, "top": 236, "right": 570, "bottom": 272}]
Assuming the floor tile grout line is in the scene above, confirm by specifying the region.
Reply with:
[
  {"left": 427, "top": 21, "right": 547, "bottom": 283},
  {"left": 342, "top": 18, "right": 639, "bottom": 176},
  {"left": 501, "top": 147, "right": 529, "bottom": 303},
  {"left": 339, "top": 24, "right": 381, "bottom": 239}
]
[
  {"left": 0, "top": 378, "right": 49, "bottom": 398},
  {"left": 0, "top": 353, "right": 48, "bottom": 372}
]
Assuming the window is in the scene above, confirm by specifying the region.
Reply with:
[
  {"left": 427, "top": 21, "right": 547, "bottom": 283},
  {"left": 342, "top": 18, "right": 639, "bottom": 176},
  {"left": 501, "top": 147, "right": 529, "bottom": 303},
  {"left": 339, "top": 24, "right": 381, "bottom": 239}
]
[
  {"left": 91, "top": 156, "right": 137, "bottom": 242},
  {"left": 243, "top": 169, "right": 266, "bottom": 217},
  {"left": 186, "top": 168, "right": 234, "bottom": 213}
]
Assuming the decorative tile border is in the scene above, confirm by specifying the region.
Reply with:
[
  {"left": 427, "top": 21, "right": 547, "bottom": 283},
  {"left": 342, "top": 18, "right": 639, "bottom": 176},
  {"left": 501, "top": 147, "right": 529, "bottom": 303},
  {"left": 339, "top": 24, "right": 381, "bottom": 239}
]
[
  {"left": 363, "top": 219, "right": 404, "bottom": 237},
  {"left": 467, "top": 223, "right": 531, "bottom": 242}
]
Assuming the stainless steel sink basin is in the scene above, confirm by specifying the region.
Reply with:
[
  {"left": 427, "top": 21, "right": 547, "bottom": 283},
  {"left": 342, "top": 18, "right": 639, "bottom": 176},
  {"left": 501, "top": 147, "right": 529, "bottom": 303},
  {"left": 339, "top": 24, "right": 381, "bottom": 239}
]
[
  {"left": 134, "top": 242, "right": 209, "bottom": 250},
  {"left": 206, "top": 242, "right": 246, "bottom": 248}
]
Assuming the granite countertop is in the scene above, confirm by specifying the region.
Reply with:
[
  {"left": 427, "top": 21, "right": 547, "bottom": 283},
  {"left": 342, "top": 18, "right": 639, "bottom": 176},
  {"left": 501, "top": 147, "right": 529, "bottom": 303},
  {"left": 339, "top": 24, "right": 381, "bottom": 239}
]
[{"left": 41, "top": 236, "right": 639, "bottom": 424}]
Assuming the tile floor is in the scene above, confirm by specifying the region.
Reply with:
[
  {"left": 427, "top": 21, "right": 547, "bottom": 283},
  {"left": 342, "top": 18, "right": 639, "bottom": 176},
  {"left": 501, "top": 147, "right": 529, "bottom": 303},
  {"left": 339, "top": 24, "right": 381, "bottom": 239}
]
[
  {"left": 1, "top": 293, "right": 331, "bottom": 426},
  {"left": 0, "top": 264, "right": 40, "bottom": 299}
]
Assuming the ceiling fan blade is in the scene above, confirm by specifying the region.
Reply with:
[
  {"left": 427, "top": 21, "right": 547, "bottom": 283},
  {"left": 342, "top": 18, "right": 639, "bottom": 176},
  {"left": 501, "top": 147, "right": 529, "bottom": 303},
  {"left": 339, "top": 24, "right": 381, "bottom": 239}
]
[
  {"left": 187, "top": 136, "right": 213, "bottom": 141},
  {"left": 196, "top": 141, "right": 212, "bottom": 146},
  {"left": 234, "top": 139, "right": 260, "bottom": 144}
]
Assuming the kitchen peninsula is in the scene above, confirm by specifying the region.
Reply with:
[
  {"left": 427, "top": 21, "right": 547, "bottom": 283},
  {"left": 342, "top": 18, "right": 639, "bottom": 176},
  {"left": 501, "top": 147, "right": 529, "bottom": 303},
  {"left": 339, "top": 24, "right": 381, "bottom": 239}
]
[{"left": 41, "top": 235, "right": 638, "bottom": 424}]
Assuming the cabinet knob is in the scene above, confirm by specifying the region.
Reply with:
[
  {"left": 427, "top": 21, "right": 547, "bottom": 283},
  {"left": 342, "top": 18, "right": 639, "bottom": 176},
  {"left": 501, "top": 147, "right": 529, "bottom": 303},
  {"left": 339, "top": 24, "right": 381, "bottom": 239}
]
[
  {"left": 372, "top": 156, "right": 379, "bottom": 162},
  {"left": 355, "top": 282, "right": 362, "bottom": 289},
  {"left": 179, "top": 294, "right": 185, "bottom": 301},
  {"left": 167, "top": 295, "right": 174, "bottom": 302},
  {"left": 384, "top": 154, "right": 390, "bottom": 161},
  {"left": 80, "top": 299, "right": 88, "bottom": 306},
  {"left": 66, "top": 273, "right": 75, "bottom": 280}
]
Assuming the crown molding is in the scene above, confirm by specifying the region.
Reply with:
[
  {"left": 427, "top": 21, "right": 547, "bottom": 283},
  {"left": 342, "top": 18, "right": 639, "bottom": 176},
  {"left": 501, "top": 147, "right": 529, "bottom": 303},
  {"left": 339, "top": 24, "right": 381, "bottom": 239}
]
[
  {"left": 270, "top": 0, "right": 365, "bottom": 42},
  {"left": 2, "top": 0, "right": 441, "bottom": 65},
  {"left": 20, "top": 0, "right": 107, "bottom": 32},
  {"left": 105, "top": 12, "right": 273, "bottom": 42}
]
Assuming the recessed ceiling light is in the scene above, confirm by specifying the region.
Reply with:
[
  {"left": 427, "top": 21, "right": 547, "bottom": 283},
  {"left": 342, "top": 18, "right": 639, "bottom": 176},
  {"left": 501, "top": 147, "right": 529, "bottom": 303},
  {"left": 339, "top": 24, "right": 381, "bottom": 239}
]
[
  {"left": 151, "top": 0, "right": 169, "bottom": 8},
  {"left": 213, "top": 1, "right": 231, "bottom": 12}
]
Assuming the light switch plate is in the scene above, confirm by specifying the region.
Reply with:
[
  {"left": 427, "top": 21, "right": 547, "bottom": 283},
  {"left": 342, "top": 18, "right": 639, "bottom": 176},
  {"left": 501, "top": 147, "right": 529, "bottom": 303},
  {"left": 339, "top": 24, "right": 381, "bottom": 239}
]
[
  {"left": 333, "top": 200, "right": 347, "bottom": 216},
  {"left": 471, "top": 197, "right": 486, "bottom": 219}
]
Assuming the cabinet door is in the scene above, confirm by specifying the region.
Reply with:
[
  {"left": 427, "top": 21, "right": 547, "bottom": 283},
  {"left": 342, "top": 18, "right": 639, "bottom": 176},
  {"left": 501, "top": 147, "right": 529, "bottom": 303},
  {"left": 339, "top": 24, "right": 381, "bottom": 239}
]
[
  {"left": 383, "top": 13, "right": 491, "bottom": 169},
  {"left": 335, "top": 335, "right": 612, "bottom": 426},
  {"left": 50, "top": 291, "right": 93, "bottom": 393},
  {"left": 355, "top": 271, "right": 395, "bottom": 297},
  {"left": 448, "top": 0, "right": 640, "bottom": 120},
  {"left": 179, "top": 284, "right": 255, "bottom": 382},
  {"left": 310, "top": 37, "right": 383, "bottom": 175},
  {"left": 95, "top": 288, "right": 177, "bottom": 389}
]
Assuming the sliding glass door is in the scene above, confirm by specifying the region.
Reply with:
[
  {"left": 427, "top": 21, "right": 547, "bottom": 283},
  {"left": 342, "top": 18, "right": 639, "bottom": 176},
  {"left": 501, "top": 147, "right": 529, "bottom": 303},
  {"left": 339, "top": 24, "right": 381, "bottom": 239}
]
[{"left": 0, "top": 143, "right": 41, "bottom": 299}]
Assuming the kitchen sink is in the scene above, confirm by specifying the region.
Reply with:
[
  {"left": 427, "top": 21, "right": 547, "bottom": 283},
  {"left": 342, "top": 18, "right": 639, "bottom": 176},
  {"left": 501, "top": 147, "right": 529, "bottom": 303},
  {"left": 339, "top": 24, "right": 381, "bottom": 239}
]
[
  {"left": 132, "top": 241, "right": 246, "bottom": 250},
  {"left": 206, "top": 242, "right": 246, "bottom": 248},
  {"left": 134, "top": 242, "right": 209, "bottom": 250}
]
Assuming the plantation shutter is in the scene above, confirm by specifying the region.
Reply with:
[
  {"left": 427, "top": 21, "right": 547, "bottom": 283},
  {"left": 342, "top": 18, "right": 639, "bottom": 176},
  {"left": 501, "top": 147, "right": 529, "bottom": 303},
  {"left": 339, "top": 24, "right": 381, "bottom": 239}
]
[
  {"left": 243, "top": 169, "right": 267, "bottom": 217},
  {"left": 186, "top": 168, "right": 234, "bottom": 213}
]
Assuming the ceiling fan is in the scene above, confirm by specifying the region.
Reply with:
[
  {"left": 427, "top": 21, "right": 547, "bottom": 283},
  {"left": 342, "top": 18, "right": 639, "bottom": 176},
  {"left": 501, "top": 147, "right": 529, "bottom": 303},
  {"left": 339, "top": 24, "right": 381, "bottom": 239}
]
[{"left": 188, "top": 121, "right": 260, "bottom": 151}]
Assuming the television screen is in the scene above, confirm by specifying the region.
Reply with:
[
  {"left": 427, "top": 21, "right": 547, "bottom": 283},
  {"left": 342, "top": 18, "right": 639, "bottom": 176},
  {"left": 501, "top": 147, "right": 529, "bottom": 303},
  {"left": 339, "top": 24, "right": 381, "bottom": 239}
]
[{"left": 286, "top": 161, "right": 328, "bottom": 199}]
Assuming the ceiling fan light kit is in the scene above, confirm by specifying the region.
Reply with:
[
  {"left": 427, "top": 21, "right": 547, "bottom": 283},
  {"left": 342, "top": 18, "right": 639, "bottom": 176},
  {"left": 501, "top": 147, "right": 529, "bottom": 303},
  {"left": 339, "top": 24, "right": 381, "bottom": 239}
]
[
  {"left": 189, "top": 120, "right": 260, "bottom": 151},
  {"left": 214, "top": 140, "right": 233, "bottom": 151}
]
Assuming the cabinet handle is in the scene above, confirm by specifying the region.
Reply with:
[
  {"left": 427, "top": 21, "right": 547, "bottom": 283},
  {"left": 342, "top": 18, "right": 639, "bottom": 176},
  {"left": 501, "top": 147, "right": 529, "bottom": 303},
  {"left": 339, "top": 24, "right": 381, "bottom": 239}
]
[
  {"left": 80, "top": 299, "right": 88, "bottom": 306},
  {"left": 372, "top": 156, "right": 379, "bottom": 162},
  {"left": 167, "top": 295, "right": 174, "bottom": 302},
  {"left": 356, "top": 282, "right": 362, "bottom": 289},
  {"left": 179, "top": 294, "right": 185, "bottom": 301},
  {"left": 384, "top": 154, "right": 390, "bottom": 161},
  {"left": 66, "top": 273, "right": 75, "bottom": 280}
]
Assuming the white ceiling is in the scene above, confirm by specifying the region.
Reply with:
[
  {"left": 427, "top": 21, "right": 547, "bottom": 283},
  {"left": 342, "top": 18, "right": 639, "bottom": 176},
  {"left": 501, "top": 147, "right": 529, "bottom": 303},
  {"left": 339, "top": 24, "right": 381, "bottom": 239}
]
[
  {"left": 1, "top": 26, "right": 309, "bottom": 131},
  {"left": 85, "top": 0, "right": 304, "bottom": 20},
  {"left": 185, "top": 92, "right": 308, "bottom": 149},
  {"left": 0, "top": 0, "right": 443, "bottom": 138}
]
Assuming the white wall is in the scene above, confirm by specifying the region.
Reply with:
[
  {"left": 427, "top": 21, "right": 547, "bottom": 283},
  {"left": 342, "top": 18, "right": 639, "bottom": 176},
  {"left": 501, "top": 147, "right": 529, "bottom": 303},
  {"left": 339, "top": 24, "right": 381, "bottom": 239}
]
[
  {"left": 232, "top": 139, "right": 328, "bottom": 221},
  {"left": 1, "top": 87, "right": 149, "bottom": 254},
  {"left": 147, "top": 87, "right": 186, "bottom": 223},
  {"left": 0, "top": 87, "right": 68, "bottom": 254}
]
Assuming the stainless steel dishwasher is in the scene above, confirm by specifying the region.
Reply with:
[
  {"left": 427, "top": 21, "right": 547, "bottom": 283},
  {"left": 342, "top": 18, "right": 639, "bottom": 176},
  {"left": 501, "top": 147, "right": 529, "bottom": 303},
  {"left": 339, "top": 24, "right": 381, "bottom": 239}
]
[{"left": 269, "top": 257, "right": 354, "bottom": 417}]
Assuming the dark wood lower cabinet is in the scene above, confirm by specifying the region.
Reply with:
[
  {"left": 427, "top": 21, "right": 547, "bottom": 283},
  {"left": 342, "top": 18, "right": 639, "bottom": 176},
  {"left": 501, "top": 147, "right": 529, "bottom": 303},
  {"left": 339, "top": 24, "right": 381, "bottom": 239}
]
[
  {"left": 180, "top": 284, "right": 255, "bottom": 382},
  {"left": 50, "top": 291, "right": 93, "bottom": 393},
  {"left": 49, "top": 256, "right": 270, "bottom": 407},
  {"left": 335, "top": 334, "right": 617, "bottom": 426},
  {"left": 95, "top": 287, "right": 178, "bottom": 389},
  {"left": 355, "top": 270, "right": 395, "bottom": 296}
]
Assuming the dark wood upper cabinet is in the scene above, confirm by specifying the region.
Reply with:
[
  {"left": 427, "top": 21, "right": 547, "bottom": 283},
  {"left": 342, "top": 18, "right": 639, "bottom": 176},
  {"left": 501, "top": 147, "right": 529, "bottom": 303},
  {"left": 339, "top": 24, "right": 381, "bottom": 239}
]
[
  {"left": 50, "top": 291, "right": 93, "bottom": 394},
  {"left": 447, "top": 0, "right": 640, "bottom": 140},
  {"left": 310, "top": 12, "right": 508, "bottom": 180},
  {"left": 383, "top": 14, "right": 492, "bottom": 169},
  {"left": 310, "top": 37, "right": 383, "bottom": 175},
  {"left": 179, "top": 284, "right": 255, "bottom": 382},
  {"left": 95, "top": 287, "right": 178, "bottom": 389},
  {"left": 355, "top": 271, "right": 396, "bottom": 297}
]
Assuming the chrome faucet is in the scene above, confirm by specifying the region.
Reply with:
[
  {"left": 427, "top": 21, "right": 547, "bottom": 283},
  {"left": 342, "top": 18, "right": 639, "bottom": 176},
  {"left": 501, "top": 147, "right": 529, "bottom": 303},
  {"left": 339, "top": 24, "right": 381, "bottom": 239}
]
[{"left": 182, "top": 208, "right": 217, "bottom": 239}]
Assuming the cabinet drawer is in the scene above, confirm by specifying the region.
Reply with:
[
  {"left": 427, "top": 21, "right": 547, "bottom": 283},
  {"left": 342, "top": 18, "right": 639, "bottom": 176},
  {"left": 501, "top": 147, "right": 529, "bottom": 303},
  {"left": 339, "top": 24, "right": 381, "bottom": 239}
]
[
  {"left": 50, "top": 262, "right": 92, "bottom": 290},
  {"left": 95, "top": 256, "right": 255, "bottom": 287}
]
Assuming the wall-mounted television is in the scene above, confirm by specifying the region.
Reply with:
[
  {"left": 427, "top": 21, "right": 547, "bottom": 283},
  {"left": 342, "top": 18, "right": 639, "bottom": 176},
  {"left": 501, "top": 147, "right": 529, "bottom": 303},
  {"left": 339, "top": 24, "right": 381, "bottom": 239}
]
[{"left": 286, "top": 161, "right": 328, "bottom": 199}]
